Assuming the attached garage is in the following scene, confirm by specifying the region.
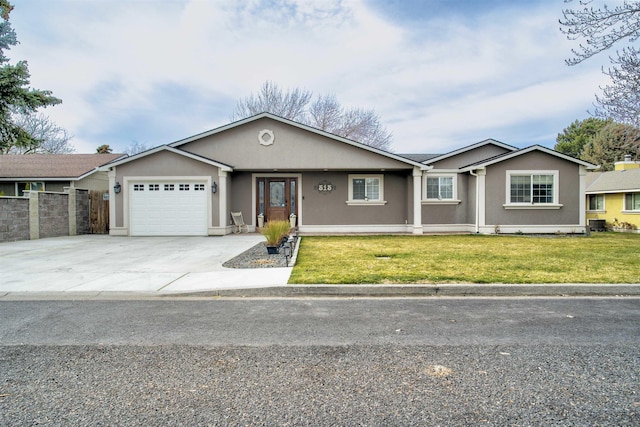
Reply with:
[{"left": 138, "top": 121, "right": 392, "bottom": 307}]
[{"left": 129, "top": 181, "right": 208, "bottom": 236}]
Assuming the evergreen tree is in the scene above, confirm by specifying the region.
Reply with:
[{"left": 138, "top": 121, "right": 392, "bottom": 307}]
[{"left": 0, "top": 1, "right": 62, "bottom": 153}]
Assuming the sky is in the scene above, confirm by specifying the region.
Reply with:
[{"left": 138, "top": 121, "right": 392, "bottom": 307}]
[{"left": 6, "top": 0, "right": 610, "bottom": 155}]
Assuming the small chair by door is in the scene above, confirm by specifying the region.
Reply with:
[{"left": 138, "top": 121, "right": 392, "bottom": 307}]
[{"left": 231, "top": 211, "right": 249, "bottom": 233}]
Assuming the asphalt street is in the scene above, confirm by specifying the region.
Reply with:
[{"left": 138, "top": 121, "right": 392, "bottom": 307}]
[{"left": 1, "top": 297, "right": 639, "bottom": 425}]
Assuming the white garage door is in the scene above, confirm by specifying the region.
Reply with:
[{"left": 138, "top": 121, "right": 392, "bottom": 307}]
[{"left": 130, "top": 182, "right": 208, "bottom": 236}]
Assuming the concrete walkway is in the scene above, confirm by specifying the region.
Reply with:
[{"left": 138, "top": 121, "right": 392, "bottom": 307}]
[{"left": 0, "top": 234, "right": 292, "bottom": 295}]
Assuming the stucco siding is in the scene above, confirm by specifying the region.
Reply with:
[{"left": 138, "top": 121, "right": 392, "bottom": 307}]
[
  {"left": 421, "top": 174, "right": 471, "bottom": 224},
  {"left": 466, "top": 174, "right": 477, "bottom": 226},
  {"left": 302, "top": 171, "right": 409, "bottom": 225},
  {"left": 228, "top": 172, "right": 253, "bottom": 226},
  {"left": 181, "top": 118, "right": 412, "bottom": 171},
  {"left": 484, "top": 152, "right": 581, "bottom": 226},
  {"left": 76, "top": 172, "right": 110, "bottom": 191},
  {"left": 115, "top": 150, "right": 218, "bottom": 177}
]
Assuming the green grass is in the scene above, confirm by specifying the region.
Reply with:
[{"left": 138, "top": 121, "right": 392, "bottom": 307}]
[{"left": 288, "top": 233, "right": 640, "bottom": 284}]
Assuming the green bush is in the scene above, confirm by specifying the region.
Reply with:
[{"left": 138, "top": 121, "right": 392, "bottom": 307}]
[{"left": 261, "top": 220, "right": 291, "bottom": 246}]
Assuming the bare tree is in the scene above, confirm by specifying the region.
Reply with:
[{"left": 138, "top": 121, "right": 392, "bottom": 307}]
[
  {"left": 560, "top": 1, "right": 640, "bottom": 65},
  {"left": 308, "top": 94, "right": 342, "bottom": 132},
  {"left": 560, "top": 1, "right": 640, "bottom": 127},
  {"left": 592, "top": 47, "right": 640, "bottom": 126},
  {"left": 4, "top": 112, "right": 73, "bottom": 154},
  {"left": 123, "top": 140, "right": 153, "bottom": 155},
  {"left": 231, "top": 81, "right": 393, "bottom": 151},
  {"left": 231, "top": 81, "right": 312, "bottom": 123}
]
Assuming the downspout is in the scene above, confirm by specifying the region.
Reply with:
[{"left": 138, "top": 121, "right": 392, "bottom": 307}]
[{"left": 469, "top": 169, "right": 479, "bottom": 234}]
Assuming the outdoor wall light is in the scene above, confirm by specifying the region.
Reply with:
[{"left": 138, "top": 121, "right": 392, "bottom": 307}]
[
  {"left": 212, "top": 181, "right": 218, "bottom": 194},
  {"left": 114, "top": 182, "right": 121, "bottom": 194}
]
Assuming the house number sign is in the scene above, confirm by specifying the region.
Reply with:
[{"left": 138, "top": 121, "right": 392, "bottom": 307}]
[{"left": 316, "top": 180, "right": 335, "bottom": 194}]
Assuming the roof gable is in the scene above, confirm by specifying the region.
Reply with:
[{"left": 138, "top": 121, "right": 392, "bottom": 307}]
[
  {"left": 461, "top": 145, "right": 597, "bottom": 171},
  {"left": 0, "top": 154, "right": 124, "bottom": 179},
  {"left": 424, "top": 139, "right": 517, "bottom": 166},
  {"left": 100, "top": 145, "right": 233, "bottom": 171},
  {"left": 169, "top": 113, "right": 429, "bottom": 170}
]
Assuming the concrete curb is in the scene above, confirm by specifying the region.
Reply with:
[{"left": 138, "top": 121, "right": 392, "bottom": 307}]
[
  {"left": 169, "top": 284, "right": 640, "bottom": 298},
  {"left": 2, "top": 284, "right": 640, "bottom": 300}
]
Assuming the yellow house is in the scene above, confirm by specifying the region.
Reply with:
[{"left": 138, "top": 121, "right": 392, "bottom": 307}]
[{"left": 586, "top": 155, "right": 640, "bottom": 232}]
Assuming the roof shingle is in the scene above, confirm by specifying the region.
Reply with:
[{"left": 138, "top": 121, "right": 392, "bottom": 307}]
[
  {"left": 586, "top": 169, "right": 640, "bottom": 193},
  {"left": 0, "top": 154, "right": 124, "bottom": 179}
]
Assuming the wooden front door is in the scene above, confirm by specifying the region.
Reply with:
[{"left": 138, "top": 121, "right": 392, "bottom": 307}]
[{"left": 258, "top": 178, "right": 297, "bottom": 223}]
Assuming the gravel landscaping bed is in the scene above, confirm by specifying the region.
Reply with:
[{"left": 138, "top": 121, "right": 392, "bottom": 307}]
[{"left": 223, "top": 237, "right": 298, "bottom": 269}]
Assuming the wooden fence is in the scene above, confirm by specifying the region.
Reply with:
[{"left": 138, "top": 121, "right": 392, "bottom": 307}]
[{"left": 89, "top": 190, "right": 109, "bottom": 234}]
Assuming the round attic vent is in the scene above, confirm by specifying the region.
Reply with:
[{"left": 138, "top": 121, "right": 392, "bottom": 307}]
[{"left": 258, "top": 129, "right": 275, "bottom": 146}]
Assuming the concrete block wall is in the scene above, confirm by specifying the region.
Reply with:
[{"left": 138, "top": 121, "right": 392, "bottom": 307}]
[
  {"left": 76, "top": 190, "right": 90, "bottom": 235},
  {"left": 38, "top": 192, "right": 69, "bottom": 239},
  {"left": 0, "top": 197, "right": 30, "bottom": 242},
  {"left": 0, "top": 189, "right": 90, "bottom": 242}
]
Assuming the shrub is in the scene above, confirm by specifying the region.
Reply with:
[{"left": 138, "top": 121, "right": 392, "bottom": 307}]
[{"left": 261, "top": 220, "right": 291, "bottom": 246}]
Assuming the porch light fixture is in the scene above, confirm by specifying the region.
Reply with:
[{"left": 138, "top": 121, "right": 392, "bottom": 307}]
[
  {"left": 211, "top": 181, "right": 218, "bottom": 194},
  {"left": 114, "top": 182, "right": 121, "bottom": 194}
]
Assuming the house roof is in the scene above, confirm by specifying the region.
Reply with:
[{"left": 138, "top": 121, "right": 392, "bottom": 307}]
[
  {"left": 0, "top": 154, "right": 125, "bottom": 180},
  {"left": 100, "top": 145, "right": 234, "bottom": 172},
  {"left": 585, "top": 168, "right": 640, "bottom": 193},
  {"left": 421, "top": 139, "right": 518, "bottom": 165},
  {"left": 168, "top": 112, "right": 431, "bottom": 170},
  {"left": 460, "top": 145, "right": 598, "bottom": 171},
  {"left": 397, "top": 153, "right": 441, "bottom": 163}
]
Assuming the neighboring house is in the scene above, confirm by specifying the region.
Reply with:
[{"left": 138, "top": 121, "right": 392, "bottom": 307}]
[
  {"left": 0, "top": 154, "right": 124, "bottom": 196},
  {"left": 100, "top": 113, "right": 596, "bottom": 236},
  {"left": 586, "top": 155, "right": 640, "bottom": 232}
]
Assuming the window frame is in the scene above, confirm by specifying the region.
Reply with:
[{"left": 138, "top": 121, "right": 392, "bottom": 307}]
[
  {"left": 346, "top": 174, "right": 386, "bottom": 206},
  {"left": 423, "top": 173, "right": 459, "bottom": 204},
  {"left": 587, "top": 194, "right": 605, "bottom": 212},
  {"left": 624, "top": 192, "right": 640, "bottom": 212},
  {"left": 504, "top": 170, "right": 562, "bottom": 209},
  {"left": 16, "top": 181, "right": 45, "bottom": 196}
]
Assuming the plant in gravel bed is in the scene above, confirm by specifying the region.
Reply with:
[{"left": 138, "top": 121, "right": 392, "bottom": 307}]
[{"left": 261, "top": 220, "right": 291, "bottom": 253}]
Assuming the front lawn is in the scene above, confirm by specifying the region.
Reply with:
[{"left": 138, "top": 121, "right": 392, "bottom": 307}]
[{"left": 289, "top": 233, "right": 640, "bottom": 284}]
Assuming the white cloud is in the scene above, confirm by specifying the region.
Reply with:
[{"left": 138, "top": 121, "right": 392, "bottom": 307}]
[{"left": 7, "top": 0, "right": 606, "bottom": 154}]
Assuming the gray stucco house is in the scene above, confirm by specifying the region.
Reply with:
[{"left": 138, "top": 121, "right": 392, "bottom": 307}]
[{"left": 101, "top": 113, "right": 596, "bottom": 236}]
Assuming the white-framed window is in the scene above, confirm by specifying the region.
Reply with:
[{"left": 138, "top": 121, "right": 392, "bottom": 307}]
[
  {"left": 347, "top": 174, "right": 386, "bottom": 205},
  {"left": 149, "top": 184, "right": 159, "bottom": 191},
  {"left": 425, "top": 175, "right": 455, "bottom": 200},
  {"left": 624, "top": 192, "right": 640, "bottom": 211},
  {"left": 179, "top": 184, "right": 190, "bottom": 191},
  {"left": 164, "top": 184, "right": 174, "bottom": 191},
  {"left": 505, "top": 170, "right": 561, "bottom": 209},
  {"left": 194, "top": 184, "right": 205, "bottom": 191},
  {"left": 17, "top": 181, "right": 44, "bottom": 196},
  {"left": 133, "top": 184, "right": 144, "bottom": 191},
  {"left": 588, "top": 194, "right": 605, "bottom": 211}
]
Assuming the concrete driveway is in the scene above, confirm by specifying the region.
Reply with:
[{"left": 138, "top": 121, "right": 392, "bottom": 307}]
[{"left": 0, "top": 234, "right": 292, "bottom": 295}]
